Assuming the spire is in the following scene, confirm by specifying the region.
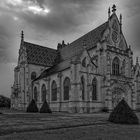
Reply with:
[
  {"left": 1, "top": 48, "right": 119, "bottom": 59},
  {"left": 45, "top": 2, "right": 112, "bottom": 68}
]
[
  {"left": 120, "top": 14, "right": 122, "bottom": 33},
  {"left": 108, "top": 7, "right": 111, "bottom": 19},
  {"left": 112, "top": 4, "right": 116, "bottom": 14},
  {"left": 21, "top": 30, "right": 24, "bottom": 41}
]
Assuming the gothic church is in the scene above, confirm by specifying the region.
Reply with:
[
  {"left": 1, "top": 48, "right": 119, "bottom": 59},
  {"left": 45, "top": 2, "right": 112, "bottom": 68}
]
[{"left": 11, "top": 5, "right": 140, "bottom": 113}]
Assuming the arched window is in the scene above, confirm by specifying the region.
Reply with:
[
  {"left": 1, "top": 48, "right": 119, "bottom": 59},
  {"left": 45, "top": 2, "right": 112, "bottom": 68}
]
[
  {"left": 81, "top": 76, "right": 85, "bottom": 100},
  {"left": 31, "top": 72, "right": 36, "bottom": 80},
  {"left": 34, "top": 87, "right": 37, "bottom": 102},
  {"left": 51, "top": 81, "right": 57, "bottom": 101},
  {"left": 121, "top": 59, "right": 126, "bottom": 75},
  {"left": 112, "top": 57, "right": 120, "bottom": 75},
  {"left": 41, "top": 84, "right": 47, "bottom": 102},
  {"left": 63, "top": 77, "right": 70, "bottom": 100},
  {"left": 92, "top": 78, "right": 97, "bottom": 100}
]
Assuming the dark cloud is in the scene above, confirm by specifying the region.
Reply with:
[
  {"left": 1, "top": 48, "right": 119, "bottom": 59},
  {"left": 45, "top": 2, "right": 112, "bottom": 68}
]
[
  {"left": 0, "top": 0, "right": 140, "bottom": 64},
  {"left": 15, "top": 0, "right": 102, "bottom": 34},
  {"left": 0, "top": 14, "right": 18, "bottom": 63}
]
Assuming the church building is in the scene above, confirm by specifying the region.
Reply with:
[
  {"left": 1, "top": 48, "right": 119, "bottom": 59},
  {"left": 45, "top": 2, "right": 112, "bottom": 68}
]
[{"left": 11, "top": 5, "right": 140, "bottom": 113}]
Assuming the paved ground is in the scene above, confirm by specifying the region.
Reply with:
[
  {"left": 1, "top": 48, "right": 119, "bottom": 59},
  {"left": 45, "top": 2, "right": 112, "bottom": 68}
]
[{"left": 0, "top": 109, "right": 140, "bottom": 140}]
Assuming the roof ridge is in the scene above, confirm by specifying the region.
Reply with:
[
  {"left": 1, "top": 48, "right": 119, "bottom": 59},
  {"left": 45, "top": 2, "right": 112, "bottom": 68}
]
[
  {"left": 68, "top": 21, "right": 108, "bottom": 47},
  {"left": 24, "top": 41, "right": 57, "bottom": 51}
]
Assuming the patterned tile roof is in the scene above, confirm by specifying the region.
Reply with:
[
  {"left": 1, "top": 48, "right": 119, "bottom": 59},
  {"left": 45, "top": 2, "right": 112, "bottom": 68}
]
[
  {"left": 34, "top": 21, "right": 108, "bottom": 80},
  {"left": 24, "top": 41, "right": 57, "bottom": 66}
]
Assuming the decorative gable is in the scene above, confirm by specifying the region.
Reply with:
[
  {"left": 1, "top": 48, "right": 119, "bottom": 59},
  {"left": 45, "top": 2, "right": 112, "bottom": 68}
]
[{"left": 102, "top": 10, "right": 128, "bottom": 51}]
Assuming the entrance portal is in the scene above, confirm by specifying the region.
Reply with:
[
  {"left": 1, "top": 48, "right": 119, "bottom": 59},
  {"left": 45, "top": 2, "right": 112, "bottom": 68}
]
[{"left": 112, "top": 88, "right": 125, "bottom": 108}]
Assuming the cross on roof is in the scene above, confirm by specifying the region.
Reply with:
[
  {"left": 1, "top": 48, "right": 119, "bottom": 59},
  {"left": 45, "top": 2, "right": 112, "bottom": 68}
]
[
  {"left": 112, "top": 4, "right": 116, "bottom": 13},
  {"left": 21, "top": 30, "right": 24, "bottom": 41}
]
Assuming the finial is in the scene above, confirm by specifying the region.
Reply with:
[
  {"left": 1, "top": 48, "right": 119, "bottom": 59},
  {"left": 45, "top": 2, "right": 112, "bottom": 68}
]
[
  {"left": 21, "top": 30, "right": 24, "bottom": 41},
  {"left": 108, "top": 7, "right": 111, "bottom": 19},
  {"left": 112, "top": 4, "right": 116, "bottom": 13},
  {"left": 136, "top": 57, "right": 139, "bottom": 64},
  {"left": 62, "top": 40, "right": 65, "bottom": 45},
  {"left": 62, "top": 40, "right": 65, "bottom": 47},
  {"left": 120, "top": 14, "right": 122, "bottom": 23}
]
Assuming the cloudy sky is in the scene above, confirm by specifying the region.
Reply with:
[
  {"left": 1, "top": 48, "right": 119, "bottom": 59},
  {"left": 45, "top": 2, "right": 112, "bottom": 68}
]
[{"left": 0, "top": 0, "right": 140, "bottom": 97}]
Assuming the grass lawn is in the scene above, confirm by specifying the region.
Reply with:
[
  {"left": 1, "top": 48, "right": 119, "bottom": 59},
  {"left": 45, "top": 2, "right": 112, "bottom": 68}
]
[{"left": 0, "top": 109, "right": 140, "bottom": 140}]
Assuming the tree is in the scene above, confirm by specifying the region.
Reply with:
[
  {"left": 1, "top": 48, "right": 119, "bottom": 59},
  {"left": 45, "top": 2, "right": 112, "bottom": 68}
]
[
  {"left": 40, "top": 100, "right": 52, "bottom": 113},
  {"left": 0, "top": 95, "right": 11, "bottom": 108},
  {"left": 108, "top": 99, "right": 139, "bottom": 124},
  {"left": 26, "top": 99, "right": 38, "bottom": 113}
]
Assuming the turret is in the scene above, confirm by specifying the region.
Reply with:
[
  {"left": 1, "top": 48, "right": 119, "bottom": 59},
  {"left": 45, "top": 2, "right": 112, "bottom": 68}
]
[
  {"left": 57, "top": 43, "right": 62, "bottom": 50},
  {"left": 62, "top": 40, "right": 66, "bottom": 48}
]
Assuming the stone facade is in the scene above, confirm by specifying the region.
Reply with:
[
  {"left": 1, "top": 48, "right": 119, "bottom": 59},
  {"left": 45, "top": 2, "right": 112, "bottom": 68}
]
[{"left": 11, "top": 5, "right": 140, "bottom": 113}]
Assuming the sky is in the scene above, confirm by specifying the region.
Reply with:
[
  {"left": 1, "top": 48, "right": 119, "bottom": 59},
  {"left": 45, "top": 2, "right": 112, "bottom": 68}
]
[{"left": 0, "top": 0, "right": 140, "bottom": 97}]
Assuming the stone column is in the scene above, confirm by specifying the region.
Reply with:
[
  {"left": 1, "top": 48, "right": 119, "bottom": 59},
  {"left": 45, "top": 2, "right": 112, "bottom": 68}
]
[
  {"left": 105, "top": 52, "right": 112, "bottom": 111},
  {"left": 69, "top": 60, "right": 81, "bottom": 113}
]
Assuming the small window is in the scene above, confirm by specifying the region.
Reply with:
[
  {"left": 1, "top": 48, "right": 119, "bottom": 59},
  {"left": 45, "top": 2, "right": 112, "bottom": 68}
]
[
  {"left": 51, "top": 81, "right": 57, "bottom": 101},
  {"left": 31, "top": 72, "right": 36, "bottom": 80},
  {"left": 92, "top": 78, "right": 97, "bottom": 100},
  {"left": 112, "top": 57, "right": 120, "bottom": 75},
  {"left": 63, "top": 77, "right": 70, "bottom": 100},
  {"left": 81, "top": 76, "right": 85, "bottom": 100},
  {"left": 41, "top": 84, "right": 47, "bottom": 102}
]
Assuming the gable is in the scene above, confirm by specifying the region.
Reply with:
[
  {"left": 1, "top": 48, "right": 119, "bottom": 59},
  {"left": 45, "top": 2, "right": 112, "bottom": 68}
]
[{"left": 104, "top": 13, "right": 128, "bottom": 50}]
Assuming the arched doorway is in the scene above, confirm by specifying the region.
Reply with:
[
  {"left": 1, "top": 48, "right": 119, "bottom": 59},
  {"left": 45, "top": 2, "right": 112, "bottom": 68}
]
[{"left": 112, "top": 87, "right": 125, "bottom": 108}]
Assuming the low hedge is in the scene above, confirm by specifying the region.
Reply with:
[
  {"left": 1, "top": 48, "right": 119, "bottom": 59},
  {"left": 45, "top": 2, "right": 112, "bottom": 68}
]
[
  {"left": 40, "top": 100, "right": 52, "bottom": 113},
  {"left": 26, "top": 99, "right": 38, "bottom": 113}
]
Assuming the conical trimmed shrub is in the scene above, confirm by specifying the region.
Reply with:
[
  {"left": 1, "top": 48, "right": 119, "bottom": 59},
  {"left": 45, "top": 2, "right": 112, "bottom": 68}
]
[
  {"left": 108, "top": 99, "right": 139, "bottom": 124},
  {"left": 40, "top": 100, "right": 52, "bottom": 113},
  {"left": 26, "top": 99, "right": 38, "bottom": 113}
]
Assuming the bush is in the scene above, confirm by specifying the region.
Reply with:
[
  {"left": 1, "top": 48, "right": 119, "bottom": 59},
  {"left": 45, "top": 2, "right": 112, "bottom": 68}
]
[
  {"left": 40, "top": 100, "right": 52, "bottom": 113},
  {"left": 0, "top": 95, "right": 11, "bottom": 108},
  {"left": 108, "top": 99, "right": 139, "bottom": 124},
  {"left": 26, "top": 99, "right": 38, "bottom": 113}
]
